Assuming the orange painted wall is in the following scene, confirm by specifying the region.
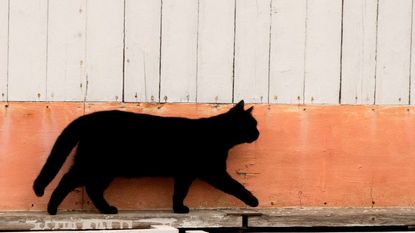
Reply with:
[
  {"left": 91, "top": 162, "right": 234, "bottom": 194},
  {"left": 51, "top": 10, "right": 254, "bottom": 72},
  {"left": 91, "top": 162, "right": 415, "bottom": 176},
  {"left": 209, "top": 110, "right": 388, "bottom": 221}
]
[{"left": 1, "top": 102, "right": 415, "bottom": 211}]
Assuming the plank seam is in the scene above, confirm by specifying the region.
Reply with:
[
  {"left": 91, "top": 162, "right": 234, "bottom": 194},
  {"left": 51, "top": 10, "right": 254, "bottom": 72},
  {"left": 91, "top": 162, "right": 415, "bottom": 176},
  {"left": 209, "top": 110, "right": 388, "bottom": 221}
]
[
  {"left": 158, "top": 0, "right": 163, "bottom": 103},
  {"left": 45, "top": 0, "right": 50, "bottom": 101},
  {"left": 83, "top": 0, "right": 89, "bottom": 106},
  {"left": 195, "top": 0, "right": 200, "bottom": 103},
  {"left": 122, "top": 0, "right": 126, "bottom": 103},
  {"left": 5, "top": 0, "right": 10, "bottom": 102},
  {"left": 267, "top": 0, "right": 273, "bottom": 105},
  {"left": 231, "top": 0, "right": 237, "bottom": 104},
  {"left": 339, "top": 0, "right": 345, "bottom": 104},
  {"left": 302, "top": 0, "right": 309, "bottom": 104},
  {"left": 373, "top": 0, "right": 380, "bottom": 105},
  {"left": 409, "top": 0, "right": 414, "bottom": 105}
]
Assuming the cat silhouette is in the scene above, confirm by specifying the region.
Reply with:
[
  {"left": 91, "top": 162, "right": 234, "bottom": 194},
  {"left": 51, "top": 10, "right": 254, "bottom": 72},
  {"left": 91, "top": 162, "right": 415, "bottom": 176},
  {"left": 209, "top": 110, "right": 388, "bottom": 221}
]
[{"left": 33, "top": 100, "right": 260, "bottom": 215}]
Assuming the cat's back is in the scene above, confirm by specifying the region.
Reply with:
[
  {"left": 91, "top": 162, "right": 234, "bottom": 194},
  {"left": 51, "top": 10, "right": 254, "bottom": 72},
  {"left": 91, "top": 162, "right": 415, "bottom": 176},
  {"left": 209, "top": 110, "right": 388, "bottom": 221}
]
[
  {"left": 77, "top": 110, "right": 203, "bottom": 144},
  {"left": 81, "top": 110, "right": 193, "bottom": 129}
]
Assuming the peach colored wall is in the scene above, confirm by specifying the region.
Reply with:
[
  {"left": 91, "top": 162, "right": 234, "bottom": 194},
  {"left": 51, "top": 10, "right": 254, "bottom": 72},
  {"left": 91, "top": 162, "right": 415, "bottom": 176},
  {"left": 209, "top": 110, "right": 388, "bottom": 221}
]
[{"left": 1, "top": 102, "right": 415, "bottom": 211}]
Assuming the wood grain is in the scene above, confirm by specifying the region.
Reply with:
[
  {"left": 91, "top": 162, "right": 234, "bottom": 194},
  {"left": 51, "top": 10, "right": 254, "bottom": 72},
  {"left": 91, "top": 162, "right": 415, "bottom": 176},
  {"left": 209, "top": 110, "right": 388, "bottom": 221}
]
[
  {"left": 0, "top": 0, "right": 7, "bottom": 101},
  {"left": 375, "top": 0, "right": 412, "bottom": 105},
  {"left": 124, "top": 0, "right": 161, "bottom": 103},
  {"left": 160, "top": 0, "right": 198, "bottom": 103},
  {"left": 341, "top": 0, "right": 377, "bottom": 104},
  {"left": 233, "top": 0, "right": 271, "bottom": 104},
  {"left": 47, "top": 0, "right": 86, "bottom": 101},
  {"left": 8, "top": 0, "right": 48, "bottom": 101}
]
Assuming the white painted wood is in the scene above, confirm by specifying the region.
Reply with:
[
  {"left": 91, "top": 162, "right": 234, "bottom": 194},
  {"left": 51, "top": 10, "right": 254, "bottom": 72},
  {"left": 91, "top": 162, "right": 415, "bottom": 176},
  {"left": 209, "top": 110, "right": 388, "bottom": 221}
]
[
  {"left": 269, "top": 0, "right": 307, "bottom": 104},
  {"left": 341, "top": 0, "right": 377, "bottom": 104},
  {"left": 0, "top": 0, "right": 8, "bottom": 101},
  {"left": 8, "top": 0, "right": 48, "bottom": 101},
  {"left": 197, "top": 0, "right": 235, "bottom": 103},
  {"left": 233, "top": 0, "right": 271, "bottom": 104},
  {"left": 47, "top": 0, "right": 86, "bottom": 101},
  {"left": 304, "top": 0, "right": 342, "bottom": 104},
  {"left": 85, "top": 0, "right": 124, "bottom": 102},
  {"left": 160, "top": 0, "right": 198, "bottom": 103},
  {"left": 124, "top": 0, "right": 161, "bottom": 103},
  {"left": 4, "top": 0, "right": 415, "bottom": 105},
  {"left": 376, "top": 0, "right": 412, "bottom": 105}
]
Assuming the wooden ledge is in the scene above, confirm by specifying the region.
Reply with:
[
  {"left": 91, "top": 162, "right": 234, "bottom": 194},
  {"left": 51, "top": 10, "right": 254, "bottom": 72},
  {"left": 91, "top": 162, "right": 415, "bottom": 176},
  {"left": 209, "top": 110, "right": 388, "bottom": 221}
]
[{"left": 2, "top": 208, "right": 415, "bottom": 231}]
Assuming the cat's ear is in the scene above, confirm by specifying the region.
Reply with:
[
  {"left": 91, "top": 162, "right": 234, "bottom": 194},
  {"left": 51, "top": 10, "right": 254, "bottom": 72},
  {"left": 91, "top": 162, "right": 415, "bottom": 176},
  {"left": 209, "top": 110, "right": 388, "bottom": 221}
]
[
  {"left": 246, "top": 106, "right": 254, "bottom": 114},
  {"left": 229, "top": 100, "right": 245, "bottom": 113},
  {"left": 235, "top": 100, "right": 245, "bottom": 110}
]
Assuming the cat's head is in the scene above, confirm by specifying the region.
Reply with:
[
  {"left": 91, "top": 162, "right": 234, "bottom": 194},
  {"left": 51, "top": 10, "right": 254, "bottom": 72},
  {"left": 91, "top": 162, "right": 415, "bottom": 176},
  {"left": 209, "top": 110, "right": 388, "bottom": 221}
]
[{"left": 225, "top": 100, "right": 260, "bottom": 144}]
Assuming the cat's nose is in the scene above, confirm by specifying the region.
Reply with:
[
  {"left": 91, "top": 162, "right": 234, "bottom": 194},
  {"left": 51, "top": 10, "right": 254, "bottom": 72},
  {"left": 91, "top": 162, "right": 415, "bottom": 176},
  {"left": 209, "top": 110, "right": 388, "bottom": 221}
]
[{"left": 248, "top": 130, "right": 260, "bottom": 143}]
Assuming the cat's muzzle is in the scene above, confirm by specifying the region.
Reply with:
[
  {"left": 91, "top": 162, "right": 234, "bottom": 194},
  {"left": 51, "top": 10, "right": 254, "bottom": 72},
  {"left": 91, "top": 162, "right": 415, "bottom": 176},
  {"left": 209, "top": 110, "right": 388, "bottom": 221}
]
[{"left": 247, "top": 130, "right": 260, "bottom": 143}]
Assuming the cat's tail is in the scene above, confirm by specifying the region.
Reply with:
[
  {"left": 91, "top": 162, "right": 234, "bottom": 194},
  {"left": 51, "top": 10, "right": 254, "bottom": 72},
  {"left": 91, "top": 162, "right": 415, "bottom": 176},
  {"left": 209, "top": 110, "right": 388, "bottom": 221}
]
[{"left": 33, "top": 117, "right": 83, "bottom": 197}]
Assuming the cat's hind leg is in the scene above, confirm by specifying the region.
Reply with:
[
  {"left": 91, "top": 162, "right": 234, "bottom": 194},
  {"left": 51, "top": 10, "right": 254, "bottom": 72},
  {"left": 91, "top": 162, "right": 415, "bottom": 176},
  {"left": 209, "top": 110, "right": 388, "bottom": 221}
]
[
  {"left": 47, "top": 169, "right": 82, "bottom": 215},
  {"left": 173, "top": 177, "right": 195, "bottom": 213},
  {"left": 85, "top": 176, "right": 117, "bottom": 214},
  {"left": 201, "top": 172, "right": 259, "bottom": 207}
]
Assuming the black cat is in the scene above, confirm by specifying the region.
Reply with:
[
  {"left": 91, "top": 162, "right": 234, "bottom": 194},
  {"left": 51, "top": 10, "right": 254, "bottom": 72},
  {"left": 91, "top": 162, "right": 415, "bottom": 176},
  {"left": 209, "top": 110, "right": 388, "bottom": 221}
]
[{"left": 33, "top": 100, "right": 260, "bottom": 215}]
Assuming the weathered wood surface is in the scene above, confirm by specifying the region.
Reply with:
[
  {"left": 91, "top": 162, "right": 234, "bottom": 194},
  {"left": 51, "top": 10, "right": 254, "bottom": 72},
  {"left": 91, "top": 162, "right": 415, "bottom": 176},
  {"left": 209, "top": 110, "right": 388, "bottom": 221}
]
[
  {"left": 3, "top": 103, "right": 415, "bottom": 211},
  {"left": 2, "top": 208, "right": 415, "bottom": 231},
  {"left": 2, "top": 0, "right": 415, "bottom": 104}
]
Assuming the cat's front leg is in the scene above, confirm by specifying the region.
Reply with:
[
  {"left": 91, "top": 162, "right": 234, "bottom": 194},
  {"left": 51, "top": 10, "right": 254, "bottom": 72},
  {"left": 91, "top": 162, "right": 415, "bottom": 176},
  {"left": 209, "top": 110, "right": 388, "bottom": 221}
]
[
  {"left": 173, "top": 177, "right": 195, "bottom": 213},
  {"left": 201, "top": 172, "right": 259, "bottom": 207}
]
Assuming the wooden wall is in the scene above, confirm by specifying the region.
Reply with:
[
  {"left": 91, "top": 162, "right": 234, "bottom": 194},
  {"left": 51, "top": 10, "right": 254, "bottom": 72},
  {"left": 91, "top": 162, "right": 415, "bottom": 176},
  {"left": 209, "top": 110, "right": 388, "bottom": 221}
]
[
  {"left": 2, "top": 0, "right": 415, "bottom": 212},
  {"left": 1, "top": 0, "right": 415, "bottom": 105}
]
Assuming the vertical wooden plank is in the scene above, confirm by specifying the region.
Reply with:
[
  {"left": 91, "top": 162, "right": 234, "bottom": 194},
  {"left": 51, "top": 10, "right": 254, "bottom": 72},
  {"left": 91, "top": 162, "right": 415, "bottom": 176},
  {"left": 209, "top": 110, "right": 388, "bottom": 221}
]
[
  {"left": 8, "top": 0, "right": 48, "bottom": 101},
  {"left": 376, "top": 0, "right": 412, "bottom": 105},
  {"left": 85, "top": 0, "right": 124, "bottom": 102},
  {"left": 304, "top": 0, "right": 342, "bottom": 104},
  {"left": 197, "top": 0, "right": 235, "bottom": 103},
  {"left": 233, "top": 0, "right": 271, "bottom": 104},
  {"left": 341, "top": 0, "right": 377, "bottom": 104},
  {"left": 47, "top": 0, "right": 86, "bottom": 101},
  {"left": 269, "top": 0, "right": 307, "bottom": 104},
  {"left": 124, "top": 0, "right": 161, "bottom": 103},
  {"left": 0, "top": 0, "right": 8, "bottom": 101},
  {"left": 160, "top": 0, "right": 198, "bottom": 103}
]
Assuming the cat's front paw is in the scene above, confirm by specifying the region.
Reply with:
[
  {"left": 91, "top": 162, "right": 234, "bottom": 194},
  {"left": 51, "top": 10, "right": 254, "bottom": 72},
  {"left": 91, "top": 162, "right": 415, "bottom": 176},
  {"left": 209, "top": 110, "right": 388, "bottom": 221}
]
[
  {"left": 173, "top": 205, "right": 189, "bottom": 214},
  {"left": 33, "top": 180, "right": 45, "bottom": 197}
]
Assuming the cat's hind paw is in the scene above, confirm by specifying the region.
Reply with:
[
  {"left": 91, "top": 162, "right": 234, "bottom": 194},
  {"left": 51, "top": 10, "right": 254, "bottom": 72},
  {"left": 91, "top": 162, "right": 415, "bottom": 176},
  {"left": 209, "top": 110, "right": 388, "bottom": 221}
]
[
  {"left": 47, "top": 204, "right": 58, "bottom": 215},
  {"left": 244, "top": 195, "right": 259, "bottom": 207},
  {"left": 173, "top": 205, "right": 189, "bottom": 214},
  {"left": 100, "top": 206, "right": 118, "bottom": 214}
]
